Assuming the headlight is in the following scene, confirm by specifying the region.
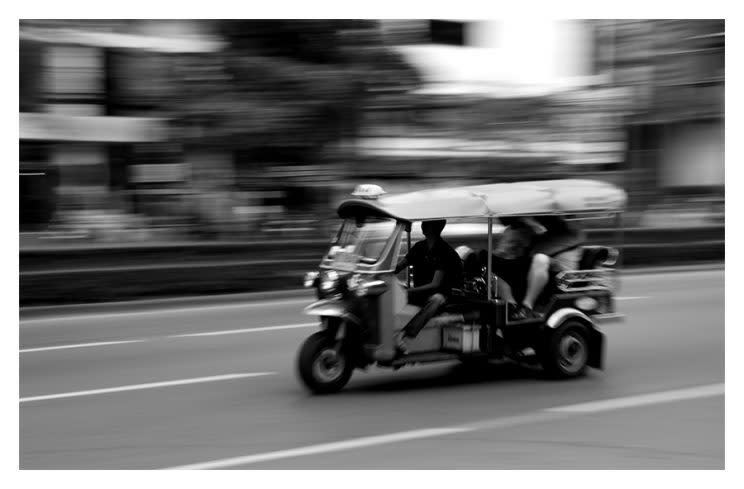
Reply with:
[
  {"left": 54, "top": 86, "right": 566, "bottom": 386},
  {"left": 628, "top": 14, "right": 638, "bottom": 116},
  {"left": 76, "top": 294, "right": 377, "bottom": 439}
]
[
  {"left": 350, "top": 277, "right": 386, "bottom": 297},
  {"left": 320, "top": 270, "right": 338, "bottom": 292},
  {"left": 346, "top": 274, "right": 362, "bottom": 292},
  {"left": 303, "top": 271, "right": 319, "bottom": 288}
]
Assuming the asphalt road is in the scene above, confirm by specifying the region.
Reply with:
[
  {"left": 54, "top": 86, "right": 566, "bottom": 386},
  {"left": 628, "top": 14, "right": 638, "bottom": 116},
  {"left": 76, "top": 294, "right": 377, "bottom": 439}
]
[{"left": 19, "top": 268, "right": 725, "bottom": 469}]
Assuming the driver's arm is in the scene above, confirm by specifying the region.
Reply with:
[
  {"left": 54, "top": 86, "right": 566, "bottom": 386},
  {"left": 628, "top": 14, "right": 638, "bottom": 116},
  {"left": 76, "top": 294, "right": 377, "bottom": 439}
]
[
  {"left": 394, "top": 256, "right": 409, "bottom": 275},
  {"left": 408, "top": 269, "right": 444, "bottom": 295}
]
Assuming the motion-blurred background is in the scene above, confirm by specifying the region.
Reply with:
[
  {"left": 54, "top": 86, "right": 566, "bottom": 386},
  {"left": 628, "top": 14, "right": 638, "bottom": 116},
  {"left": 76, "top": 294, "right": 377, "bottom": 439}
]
[{"left": 19, "top": 19, "right": 725, "bottom": 305}]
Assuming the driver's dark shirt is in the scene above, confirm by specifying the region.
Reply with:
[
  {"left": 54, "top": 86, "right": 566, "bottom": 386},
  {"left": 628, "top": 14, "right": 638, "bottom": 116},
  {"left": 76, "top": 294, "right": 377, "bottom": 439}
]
[{"left": 405, "top": 238, "right": 463, "bottom": 297}]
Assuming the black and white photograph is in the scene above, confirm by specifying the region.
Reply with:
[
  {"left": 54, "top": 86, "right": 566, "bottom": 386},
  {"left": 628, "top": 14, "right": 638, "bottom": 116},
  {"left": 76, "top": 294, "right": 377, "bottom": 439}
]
[{"left": 13, "top": 3, "right": 734, "bottom": 479}]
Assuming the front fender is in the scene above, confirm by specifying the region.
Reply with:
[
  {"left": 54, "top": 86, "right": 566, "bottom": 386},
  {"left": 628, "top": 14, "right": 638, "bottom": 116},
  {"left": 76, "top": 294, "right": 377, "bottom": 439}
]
[{"left": 303, "top": 299, "right": 360, "bottom": 325}]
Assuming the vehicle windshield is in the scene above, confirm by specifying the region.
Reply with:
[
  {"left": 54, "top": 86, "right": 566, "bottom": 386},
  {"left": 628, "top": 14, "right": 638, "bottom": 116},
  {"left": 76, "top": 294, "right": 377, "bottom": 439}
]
[{"left": 327, "top": 217, "right": 397, "bottom": 269}]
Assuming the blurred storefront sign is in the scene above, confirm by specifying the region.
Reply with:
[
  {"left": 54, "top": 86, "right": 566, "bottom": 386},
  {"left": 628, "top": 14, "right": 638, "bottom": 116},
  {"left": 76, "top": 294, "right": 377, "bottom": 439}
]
[{"left": 20, "top": 113, "right": 169, "bottom": 143}]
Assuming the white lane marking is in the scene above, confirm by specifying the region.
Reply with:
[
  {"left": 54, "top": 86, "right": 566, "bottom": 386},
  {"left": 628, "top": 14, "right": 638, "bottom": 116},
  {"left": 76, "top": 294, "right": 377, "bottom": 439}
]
[
  {"left": 169, "top": 323, "right": 317, "bottom": 338},
  {"left": 165, "top": 382, "right": 724, "bottom": 469},
  {"left": 20, "top": 372, "right": 275, "bottom": 403},
  {"left": 20, "top": 322, "right": 318, "bottom": 354},
  {"left": 168, "top": 427, "right": 470, "bottom": 470},
  {"left": 545, "top": 383, "right": 725, "bottom": 413},
  {"left": 20, "top": 339, "right": 146, "bottom": 353},
  {"left": 616, "top": 296, "right": 650, "bottom": 301},
  {"left": 19, "top": 298, "right": 312, "bottom": 325}
]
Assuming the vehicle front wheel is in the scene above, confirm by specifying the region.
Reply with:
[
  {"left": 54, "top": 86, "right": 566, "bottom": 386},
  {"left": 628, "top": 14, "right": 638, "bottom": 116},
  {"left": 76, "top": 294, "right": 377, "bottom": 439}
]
[
  {"left": 540, "top": 321, "right": 590, "bottom": 379},
  {"left": 297, "top": 331, "right": 354, "bottom": 394}
]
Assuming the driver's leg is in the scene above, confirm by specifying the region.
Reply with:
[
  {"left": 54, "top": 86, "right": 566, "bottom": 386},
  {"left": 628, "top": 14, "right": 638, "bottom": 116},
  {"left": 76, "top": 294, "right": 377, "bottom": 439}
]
[
  {"left": 397, "top": 293, "right": 447, "bottom": 353},
  {"left": 522, "top": 253, "right": 550, "bottom": 311}
]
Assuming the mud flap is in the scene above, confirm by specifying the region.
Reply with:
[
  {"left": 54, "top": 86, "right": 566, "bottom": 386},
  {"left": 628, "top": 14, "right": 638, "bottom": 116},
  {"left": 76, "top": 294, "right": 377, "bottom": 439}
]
[{"left": 587, "top": 327, "right": 605, "bottom": 369}]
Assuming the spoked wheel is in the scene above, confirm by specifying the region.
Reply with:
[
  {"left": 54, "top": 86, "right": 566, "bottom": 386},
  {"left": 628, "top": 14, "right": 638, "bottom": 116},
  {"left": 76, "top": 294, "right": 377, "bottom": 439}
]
[
  {"left": 297, "top": 331, "right": 354, "bottom": 394},
  {"left": 540, "top": 321, "right": 590, "bottom": 379}
]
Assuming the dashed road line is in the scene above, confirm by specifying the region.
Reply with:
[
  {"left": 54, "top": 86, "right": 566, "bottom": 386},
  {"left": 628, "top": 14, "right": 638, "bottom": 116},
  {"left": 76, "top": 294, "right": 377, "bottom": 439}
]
[
  {"left": 20, "top": 372, "right": 276, "bottom": 403},
  {"left": 20, "top": 339, "right": 147, "bottom": 353}
]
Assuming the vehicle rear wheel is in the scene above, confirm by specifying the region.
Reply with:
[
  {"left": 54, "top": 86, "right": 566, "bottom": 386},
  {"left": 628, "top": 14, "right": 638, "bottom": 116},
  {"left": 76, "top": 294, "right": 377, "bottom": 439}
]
[
  {"left": 540, "top": 321, "right": 590, "bottom": 379},
  {"left": 297, "top": 331, "right": 354, "bottom": 394}
]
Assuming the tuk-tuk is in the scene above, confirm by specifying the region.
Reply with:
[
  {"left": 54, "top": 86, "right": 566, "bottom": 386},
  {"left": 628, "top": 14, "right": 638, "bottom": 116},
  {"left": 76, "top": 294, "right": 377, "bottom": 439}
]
[{"left": 297, "top": 180, "right": 626, "bottom": 393}]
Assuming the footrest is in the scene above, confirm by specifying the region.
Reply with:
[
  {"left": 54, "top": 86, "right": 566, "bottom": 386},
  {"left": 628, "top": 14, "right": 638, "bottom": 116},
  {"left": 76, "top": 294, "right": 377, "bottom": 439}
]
[{"left": 387, "top": 352, "right": 460, "bottom": 368}]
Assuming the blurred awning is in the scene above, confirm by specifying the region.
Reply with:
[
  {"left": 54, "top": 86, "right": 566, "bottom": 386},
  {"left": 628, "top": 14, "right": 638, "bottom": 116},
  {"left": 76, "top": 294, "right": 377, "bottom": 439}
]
[
  {"left": 393, "top": 44, "right": 601, "bottom": 99},
  {"left": 348, "top": 136, "right": 625, "bottom": 166},
  {"left": 19, "top": 27, "right": 225, "bottom": 53},
  {"left": 20, "top": 113, "right": 169, "bottom": 143}
]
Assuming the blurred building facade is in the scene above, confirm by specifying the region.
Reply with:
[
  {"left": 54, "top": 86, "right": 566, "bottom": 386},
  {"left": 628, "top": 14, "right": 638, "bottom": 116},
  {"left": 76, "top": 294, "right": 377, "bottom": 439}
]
[
  {"left": 19, "top": 20, "right": 217, "bottom": 233},
  {"left": 594, "top": 20, "right": 724, "bottom": 212},
  {"left": 19, "top": 20, "right": 411, "bottom": 238},
  {"left": 372, "top": 19, "right": 723, "bottom": 217},
  {"left": 19, "top": 19, "right": 724, "bottom": 238}
]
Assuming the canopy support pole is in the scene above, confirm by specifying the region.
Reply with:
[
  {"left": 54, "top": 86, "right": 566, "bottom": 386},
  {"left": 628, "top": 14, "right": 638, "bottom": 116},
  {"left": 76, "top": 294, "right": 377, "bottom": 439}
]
[
  {"left": 406, "top": 229, "right": 412, "bottom": 288},
  {"left": 615, "top": 212, "right": 623, "bottom": 269},
  {"left": 614, "top": 212, "right": 624, "bottom": 294},
  {"left": 487, "top": 217, "right": 493, "bottom": 300}
]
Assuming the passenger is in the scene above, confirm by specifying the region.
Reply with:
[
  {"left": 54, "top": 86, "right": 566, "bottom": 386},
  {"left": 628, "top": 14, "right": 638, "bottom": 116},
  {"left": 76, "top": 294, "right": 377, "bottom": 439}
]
[
  {"left": 393, "top": 219, "right": 463, "bottom": 354},
  {"left": 489, "top": 219, "right": 535, "bottom": 319},
  {"left": 492, "top": 216, "right": 584, "bottom": 320},
  {"left": 519, "top": 216, "right": 585, "bottom": 317}
]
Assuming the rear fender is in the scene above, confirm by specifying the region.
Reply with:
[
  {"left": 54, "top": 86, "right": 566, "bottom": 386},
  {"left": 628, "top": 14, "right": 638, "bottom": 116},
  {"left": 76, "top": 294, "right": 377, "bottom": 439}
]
[
  {"left": 546, "top": 307, "right": 591, "bottom": 329},
  {"left": 545, "top": 307, "right": 604, "bottom": 370}
]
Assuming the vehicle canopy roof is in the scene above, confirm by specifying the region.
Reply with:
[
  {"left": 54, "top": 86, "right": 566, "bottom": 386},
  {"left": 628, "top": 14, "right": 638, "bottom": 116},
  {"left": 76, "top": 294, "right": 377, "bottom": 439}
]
[{"left": 338, "top": 179, "right": 626, "bottom": 222}]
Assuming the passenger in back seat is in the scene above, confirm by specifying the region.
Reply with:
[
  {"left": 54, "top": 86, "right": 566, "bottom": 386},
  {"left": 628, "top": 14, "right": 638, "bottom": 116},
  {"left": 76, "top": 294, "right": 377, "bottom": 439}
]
[
  {"left": 489, "top": 216, "right": 584, "bottom": 320},
  {"left": 519, "top": 216, "right": 585, "bottom": 318}
]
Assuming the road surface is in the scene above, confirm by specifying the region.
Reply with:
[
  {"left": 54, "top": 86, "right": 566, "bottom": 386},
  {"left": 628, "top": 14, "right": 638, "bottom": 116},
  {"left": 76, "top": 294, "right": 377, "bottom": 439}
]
[{"left": 19, "top": 269, "right": 725, "bottom": 469}]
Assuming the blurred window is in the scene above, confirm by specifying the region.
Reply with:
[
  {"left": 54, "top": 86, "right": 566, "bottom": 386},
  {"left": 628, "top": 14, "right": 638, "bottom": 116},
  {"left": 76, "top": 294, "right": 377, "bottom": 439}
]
[
  {"left": 20, "top": 40, "right": 44, "bottom": 112},
  {"left": 429, "top": 20, "right": 465, "bottom": 46},
  {"left": 108, "top": 51, "right": 175, "bottom": 110},
  {"left": 329, "top": 217, "right": 397, "bottom": 265},
  {"left": 45, "top": 46, "right": 103, "bottom": 103}
]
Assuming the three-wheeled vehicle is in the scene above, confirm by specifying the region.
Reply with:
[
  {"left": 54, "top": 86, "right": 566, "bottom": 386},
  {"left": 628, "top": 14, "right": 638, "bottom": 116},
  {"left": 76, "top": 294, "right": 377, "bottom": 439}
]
[{"left": 297, "top": 180, "right": 626, "bottom": 393}]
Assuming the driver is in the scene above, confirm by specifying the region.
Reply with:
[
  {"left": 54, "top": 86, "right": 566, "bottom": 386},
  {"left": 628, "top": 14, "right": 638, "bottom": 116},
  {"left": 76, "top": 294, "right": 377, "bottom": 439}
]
[{"left": 393, "top": 219, "right": 463, "bottom": 354}]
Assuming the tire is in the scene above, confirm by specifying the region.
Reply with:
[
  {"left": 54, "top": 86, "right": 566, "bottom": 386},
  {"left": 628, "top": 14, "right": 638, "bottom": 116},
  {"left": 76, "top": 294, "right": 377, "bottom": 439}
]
[
  {"left": 297, "top": 331, "right": 354, "bottom": 394},
  {"left": 540, "top": 321, "right": 590, "bottom": 379}
]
